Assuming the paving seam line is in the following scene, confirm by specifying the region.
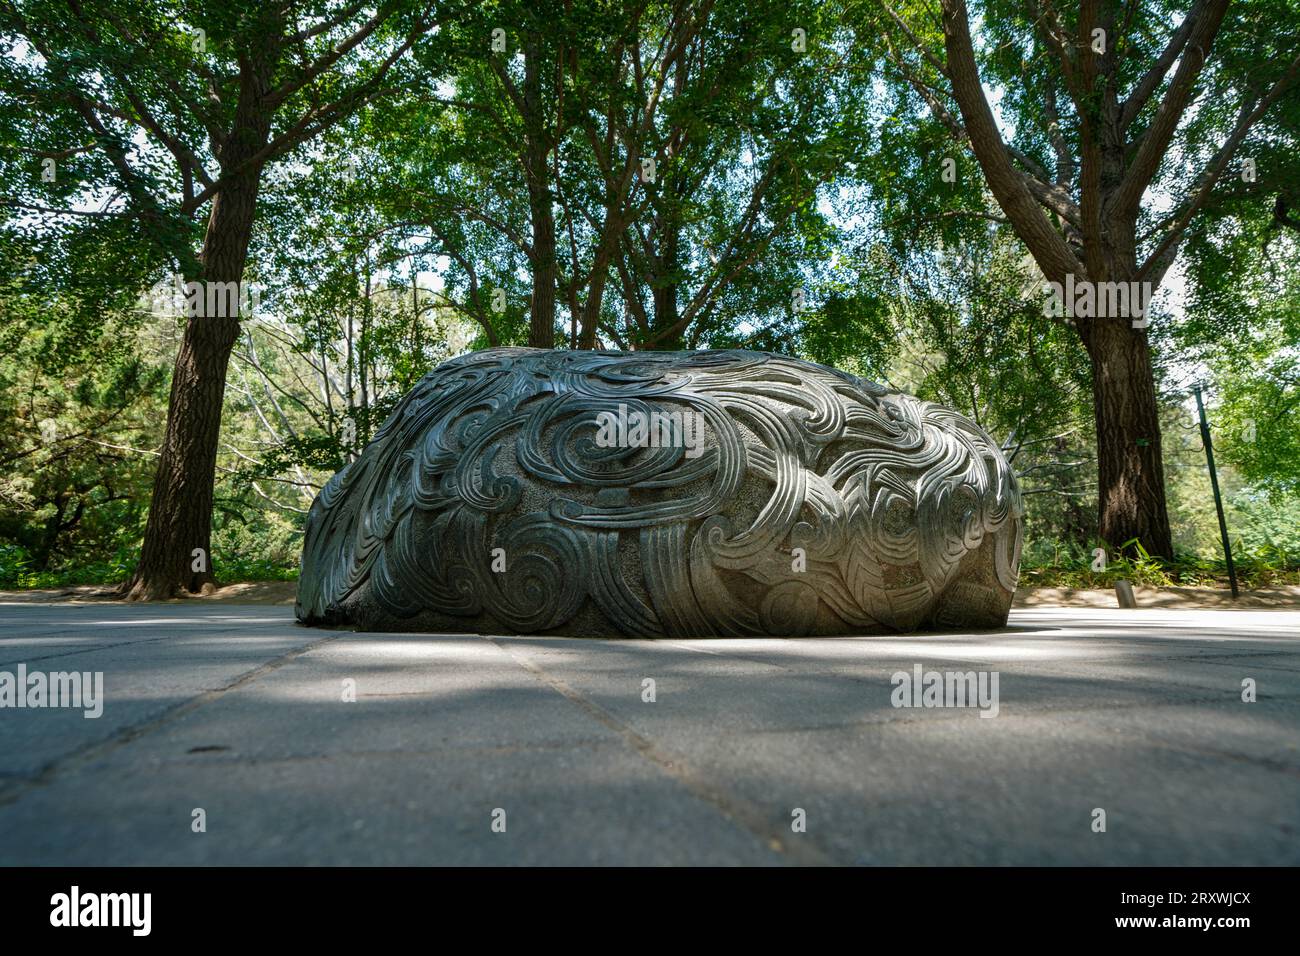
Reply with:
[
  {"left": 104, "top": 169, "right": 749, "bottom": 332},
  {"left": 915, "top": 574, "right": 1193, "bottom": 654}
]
[
  {"left": 481, "top": 635, "right": 837, "bottom": 866},
  {"left": 0, "top": 635, "right": 180, "bottom": 668},
  {"left": 0, "top": 632, "right": 344, "bottom": 808}
]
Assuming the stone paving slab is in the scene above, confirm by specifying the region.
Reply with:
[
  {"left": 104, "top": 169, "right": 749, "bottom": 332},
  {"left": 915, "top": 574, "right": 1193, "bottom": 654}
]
[{"left": 0, "top": 602, "right": 1296, "bottom": 865}]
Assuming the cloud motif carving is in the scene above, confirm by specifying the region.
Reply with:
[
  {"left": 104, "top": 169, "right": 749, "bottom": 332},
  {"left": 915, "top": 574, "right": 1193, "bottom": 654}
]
[{"left": 297, "top": 348, "right": 1022, "bottom": 636}]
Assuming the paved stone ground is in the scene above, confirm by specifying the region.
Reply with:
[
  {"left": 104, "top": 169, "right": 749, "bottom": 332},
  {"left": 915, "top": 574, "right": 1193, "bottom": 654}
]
[{"left": 0, "top": 602, "right": 1295, "bottom": 866}]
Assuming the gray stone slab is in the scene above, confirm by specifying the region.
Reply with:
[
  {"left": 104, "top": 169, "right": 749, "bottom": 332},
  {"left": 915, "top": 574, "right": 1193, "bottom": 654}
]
[
  {"left": 0, "top": 607, "right": 326, "bottom": 779},
  {"left": 0, "top": 602, "right": 1296, "bottom": 865},
  {"left": 118, "top": 635, "right": 627, "bottom": 762},
  {"left": 0, "top": 745, "right": 783, "bottom": 866},
  {"left": 656, "top": 713, "right": 1300, "bottom": 865}
]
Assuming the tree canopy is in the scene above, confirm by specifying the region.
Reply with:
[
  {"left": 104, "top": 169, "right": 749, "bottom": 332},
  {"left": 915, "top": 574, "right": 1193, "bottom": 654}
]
[{"left": 1, "top": 0, "right": 1297, "bottom": 593}]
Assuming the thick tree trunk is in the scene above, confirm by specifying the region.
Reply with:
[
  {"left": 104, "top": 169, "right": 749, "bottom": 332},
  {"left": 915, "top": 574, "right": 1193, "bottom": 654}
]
[
  {"left": 527, "top": 190, "right": 557, "bottom": 349},
  {"left": 937, "top": 0, "right": 1181, "bottom": 560},
  {"left": 125, "top": 316, "right": 239, "bottom": 598},
  {"left": 645, "top": 46, "right": 689, "bottom": 352},
  {"left": 1079, "top": 318, "right": 1174, "bottom": 558},
  {"left": 523, "top": 33, "right": 556, "bottom": 349},
  {"left": 123, "top": 171, "right": 262, "bottom": 599},
  {"left": 646, "top": 196, "right": 682, "bottom": 350},
  {"left": 123, "top": 35, "right": 276, "bottom": 599},
  {"left": 579, "top": 232, "right": 618, "bottom": 350}
]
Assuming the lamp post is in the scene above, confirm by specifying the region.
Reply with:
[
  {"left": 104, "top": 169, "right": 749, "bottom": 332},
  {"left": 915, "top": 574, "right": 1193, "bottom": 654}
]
[{"left": 1192, "top": 384, "right": 1239, "bottom": 599}]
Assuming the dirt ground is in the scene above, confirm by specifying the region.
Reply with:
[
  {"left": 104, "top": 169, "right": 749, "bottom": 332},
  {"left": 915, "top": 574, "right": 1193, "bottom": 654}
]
[
  {"left": 2, "top": 580, "right": 1297, "bottom": 609},
  {"left": 1012, "top": 584, "right": 1300, "bottom": 609},
  {"left": 0, "top": 580, "right": 299, "bottom": 606}
]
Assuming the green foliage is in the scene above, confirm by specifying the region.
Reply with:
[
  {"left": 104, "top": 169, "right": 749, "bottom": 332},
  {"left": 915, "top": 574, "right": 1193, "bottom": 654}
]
[
  {"left": 1203, "top": 306, "right": 1300, "bottom": 499},
  {"left": 0, "top": 252, "right": 167, "bottom": 579},
  {"left": 1021, "top": 538, "right": 1300, "bottom": 591},
  {"left": 1, "top": 1, "right": 1296, "bottom": 594}
]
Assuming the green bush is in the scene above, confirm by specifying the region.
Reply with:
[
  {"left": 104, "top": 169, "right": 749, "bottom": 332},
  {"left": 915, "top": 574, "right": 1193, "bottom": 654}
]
[{"left": 1020, "top": 538, "right": 1300, "bottom": 590}]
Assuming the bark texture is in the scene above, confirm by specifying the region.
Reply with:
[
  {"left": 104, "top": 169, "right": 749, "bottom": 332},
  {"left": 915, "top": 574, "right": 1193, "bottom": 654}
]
[
  {"left": 932, "top": 0, "right": 1249, "bottom": 557},
  {"left": 123, "top": 40, "right": 277, "bottom": 599}
]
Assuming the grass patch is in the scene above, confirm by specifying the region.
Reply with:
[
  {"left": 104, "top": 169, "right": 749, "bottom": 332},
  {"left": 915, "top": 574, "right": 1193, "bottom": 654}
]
[{"left": 0, "top": 544, "right": 297, "bottom": 590}]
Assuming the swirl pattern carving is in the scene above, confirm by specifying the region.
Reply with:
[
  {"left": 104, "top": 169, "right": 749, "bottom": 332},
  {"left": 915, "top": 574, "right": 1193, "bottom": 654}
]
[{"left": 297, "top": 348, "right": 1022, "bottom": 636}]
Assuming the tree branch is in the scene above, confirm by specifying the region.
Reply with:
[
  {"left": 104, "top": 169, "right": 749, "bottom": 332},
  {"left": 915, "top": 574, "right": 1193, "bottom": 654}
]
[{"left": 939, "top": 0, "right": 1083, "bottom": 285}]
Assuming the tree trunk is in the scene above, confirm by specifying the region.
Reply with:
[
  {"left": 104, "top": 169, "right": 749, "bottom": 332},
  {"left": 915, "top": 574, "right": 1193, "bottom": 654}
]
[
  {"left": 579, "top": 231, "right": 618, "bottom": 350},
  {"left": 1078, "top": 317, "right": 1174, "bottom": 558},
  {"left": 527, "top": 191, "right": 557, "bottom": 348},
  {"left": 646, "top": 192, "right": 682, "bottom": 350},
  {"left": 123, "top": 170, "right": 262, "bottom": 599},
  {"left": 644, "top": 44, "right": 689, "bottom": 352},
  {"left": 523, "top": 31, "right": 556, "bottom": 349},
  {"left": 937, "top": 0, "right": 1180, "bottom": 561},
  {"left": 123, "top": 41, "right": 275, "bottom": 599}
]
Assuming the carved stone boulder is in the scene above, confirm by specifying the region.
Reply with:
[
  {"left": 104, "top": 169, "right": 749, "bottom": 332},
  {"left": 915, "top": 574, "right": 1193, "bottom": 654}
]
[{"left": 297, "top": 348, "right": 1022, "bottom": 636}]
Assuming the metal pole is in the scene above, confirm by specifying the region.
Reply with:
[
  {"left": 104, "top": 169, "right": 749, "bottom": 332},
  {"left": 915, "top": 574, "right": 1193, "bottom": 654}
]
[{"left": 1193, "top": 384, "right": 1239, "bottom": 599}]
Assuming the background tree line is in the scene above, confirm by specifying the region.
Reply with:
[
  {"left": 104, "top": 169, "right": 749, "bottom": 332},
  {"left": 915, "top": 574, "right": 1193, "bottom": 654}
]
[{"left": 1, "top": 0, "right": 1297, "bottom": 595}]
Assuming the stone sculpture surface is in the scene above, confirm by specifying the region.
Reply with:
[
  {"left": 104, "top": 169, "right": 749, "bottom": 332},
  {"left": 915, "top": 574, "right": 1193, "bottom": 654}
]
[{"left": 297, "top": 348, "right": 1022, "bottom": 636}]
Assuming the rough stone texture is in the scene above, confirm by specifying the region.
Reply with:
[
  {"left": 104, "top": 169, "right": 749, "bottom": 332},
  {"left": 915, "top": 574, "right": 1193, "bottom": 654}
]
[{"left": 296, "top": 348, "right": 1022, "bottom": 636}]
